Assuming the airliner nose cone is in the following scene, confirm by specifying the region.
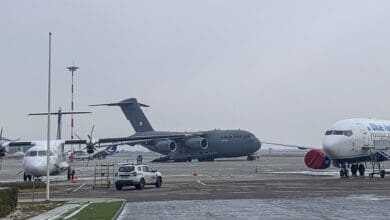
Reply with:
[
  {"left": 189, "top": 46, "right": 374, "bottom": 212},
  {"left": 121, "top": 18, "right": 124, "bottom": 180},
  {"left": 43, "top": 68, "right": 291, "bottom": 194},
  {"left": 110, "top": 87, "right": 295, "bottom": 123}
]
[
  {"left": 322, "top": 137, "right": 339, "bottom": 159},
  {"left": 27, "top": 161, "right": 46, "bottom": 177}
]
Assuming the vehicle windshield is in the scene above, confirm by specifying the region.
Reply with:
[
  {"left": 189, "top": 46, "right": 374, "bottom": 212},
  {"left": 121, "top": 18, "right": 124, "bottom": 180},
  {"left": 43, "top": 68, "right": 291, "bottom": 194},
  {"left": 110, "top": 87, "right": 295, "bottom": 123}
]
[{"left": 118, "top": 166, "right": 135, "bottom": 172}]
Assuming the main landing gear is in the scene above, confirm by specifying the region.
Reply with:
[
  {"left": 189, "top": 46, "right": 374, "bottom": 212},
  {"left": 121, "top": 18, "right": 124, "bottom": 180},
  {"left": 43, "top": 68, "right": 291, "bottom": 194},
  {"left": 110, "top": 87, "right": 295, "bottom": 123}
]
[
  {"left": 350, "top": 164, "right": 366, "bottom": 176},
  {"left": 339, "top": 163, "right": 366, "bottom": 177}
]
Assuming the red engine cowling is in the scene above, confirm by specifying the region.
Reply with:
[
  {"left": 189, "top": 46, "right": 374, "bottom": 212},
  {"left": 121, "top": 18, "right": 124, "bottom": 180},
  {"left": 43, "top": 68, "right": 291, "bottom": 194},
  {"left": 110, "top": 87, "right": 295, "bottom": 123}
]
[{"left": 304, "top": 149, "right": 331, "bottom": 169}]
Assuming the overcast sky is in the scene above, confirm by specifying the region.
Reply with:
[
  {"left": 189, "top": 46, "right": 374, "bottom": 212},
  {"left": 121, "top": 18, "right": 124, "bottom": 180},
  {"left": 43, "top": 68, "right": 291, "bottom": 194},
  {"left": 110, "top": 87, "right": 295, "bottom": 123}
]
[{"left": 1, "top": 1, "right": 390, "bottom": 148}]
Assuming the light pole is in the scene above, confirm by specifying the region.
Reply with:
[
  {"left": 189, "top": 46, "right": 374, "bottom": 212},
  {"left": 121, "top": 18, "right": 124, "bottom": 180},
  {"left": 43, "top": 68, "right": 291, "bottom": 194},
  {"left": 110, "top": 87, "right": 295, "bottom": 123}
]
[
  {"left": 46, "top": 32, "right": 52, "bottom": 201},
  {"left": 66, "top": 65, "right": 79, "bottom": 149}
]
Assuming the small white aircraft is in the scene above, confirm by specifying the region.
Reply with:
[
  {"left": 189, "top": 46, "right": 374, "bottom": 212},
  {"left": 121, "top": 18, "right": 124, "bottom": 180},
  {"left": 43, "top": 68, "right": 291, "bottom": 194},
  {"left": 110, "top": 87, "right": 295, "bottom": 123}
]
[
  {"left": 19, "top": 140, "right": 70, "bottom": 181},
  {"left": 263, "top": 118, "right": 390, "bottom": 178},
  {"left": 0, "top": 129, "right": 179, "bottom": 181}
]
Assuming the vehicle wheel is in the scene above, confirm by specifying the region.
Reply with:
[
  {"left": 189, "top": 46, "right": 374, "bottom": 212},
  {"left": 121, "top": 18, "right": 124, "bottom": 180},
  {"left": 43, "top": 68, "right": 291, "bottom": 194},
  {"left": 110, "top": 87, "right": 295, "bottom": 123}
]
[
  {"left": 358, "top": 164, "right": 365, "bottom": 176},
  {"left": 369, "top": 173, "right": 374, "bottom": 178},
  {"left": 115, "top": 184, "right": 123, "bottom": 191},
  {"left": 156, "top": 177, "right": 162, "bottom": 188},
  {"left": 23, "top": 173, "right": 27, "bottom": 182},
  {"left": 380, "top": 170, "right": 385, "bottom": 178},
  {"left": 138, "top": 179, "right": 145, "bottom": 190}
]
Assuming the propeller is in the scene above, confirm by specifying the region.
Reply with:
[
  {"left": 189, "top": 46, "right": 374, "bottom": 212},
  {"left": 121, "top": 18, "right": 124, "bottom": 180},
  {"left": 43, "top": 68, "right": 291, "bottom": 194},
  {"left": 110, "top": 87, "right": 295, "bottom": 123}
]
[
  {"left": 0, "top": 128, "right": 8, "bottom": 158},
  {"left": 85, "top": 125, "right": 99, "bottom": 166},
  {"left": 86, "top": 125, "right": 98, "bottom": 154},
  {"left": 0, "top": 128, "right": 8, "bottom": 171}
]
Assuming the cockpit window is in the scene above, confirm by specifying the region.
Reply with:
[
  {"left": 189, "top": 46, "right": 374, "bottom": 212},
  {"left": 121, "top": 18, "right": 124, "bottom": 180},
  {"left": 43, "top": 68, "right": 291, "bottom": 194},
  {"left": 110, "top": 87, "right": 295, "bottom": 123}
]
[
  {"left": 27, "top": 151, "right": 37, "bottom": 156},
  {"left": 344, "top": 130, "right": 353, "bottom": 137},
  {"left": 38, "top": 151, "right": 46, "bottom": 156},
  {"left": 325, "top": 130, "right": 353, "bottom": 137}
]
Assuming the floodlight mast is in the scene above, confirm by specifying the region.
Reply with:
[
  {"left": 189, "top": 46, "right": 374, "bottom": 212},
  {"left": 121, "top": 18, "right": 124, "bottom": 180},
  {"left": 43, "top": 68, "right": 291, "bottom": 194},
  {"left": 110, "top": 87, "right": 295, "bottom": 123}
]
[{"left": 66, "top": 65, "right": 79, "bottom": 150}]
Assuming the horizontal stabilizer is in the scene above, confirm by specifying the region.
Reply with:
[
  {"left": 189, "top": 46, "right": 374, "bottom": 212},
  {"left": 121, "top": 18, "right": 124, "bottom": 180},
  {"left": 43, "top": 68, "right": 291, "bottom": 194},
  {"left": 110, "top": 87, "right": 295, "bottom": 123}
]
[
  {"left": 90, "top": 98, "right": 149, "bottom": 108},
  {"left": 29, "top": 111, "right": 91, "bottom": 116}
]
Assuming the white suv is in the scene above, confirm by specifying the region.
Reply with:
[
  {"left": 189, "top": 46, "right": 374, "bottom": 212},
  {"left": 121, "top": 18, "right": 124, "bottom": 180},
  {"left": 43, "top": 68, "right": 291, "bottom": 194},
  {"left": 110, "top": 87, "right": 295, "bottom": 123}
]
[{"left": 114, "top": 163, "right": 163, "bottom": 190}]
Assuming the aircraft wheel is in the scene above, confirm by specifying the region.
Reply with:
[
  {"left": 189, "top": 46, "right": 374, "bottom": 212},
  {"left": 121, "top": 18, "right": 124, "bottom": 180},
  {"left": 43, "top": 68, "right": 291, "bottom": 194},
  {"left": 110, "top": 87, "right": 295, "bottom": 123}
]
[
  {"left": 344, "top": 169, "right": 349, "bottom": 177},
  {"left": 351, "top": 164, "right": 358, "bottom": 176},
  {"left": 358, "top": 164, "right": 365, "bottom": 176},
  {"left": 340, "top": 169, "right": 345, "bottom": 177},
  {"left": 380, "top": 170, "right": 385, "bottom": 178}
]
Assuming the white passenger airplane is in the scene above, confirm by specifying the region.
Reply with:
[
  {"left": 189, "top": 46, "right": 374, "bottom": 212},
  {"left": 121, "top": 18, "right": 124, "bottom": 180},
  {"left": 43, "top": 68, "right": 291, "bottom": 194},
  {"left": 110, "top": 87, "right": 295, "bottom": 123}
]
[
  {"left": 263, "top": 118, "right": 390, "bottom": 178},
  {"left": 10, "top": 140, "right": 71, "bottom": 181}
]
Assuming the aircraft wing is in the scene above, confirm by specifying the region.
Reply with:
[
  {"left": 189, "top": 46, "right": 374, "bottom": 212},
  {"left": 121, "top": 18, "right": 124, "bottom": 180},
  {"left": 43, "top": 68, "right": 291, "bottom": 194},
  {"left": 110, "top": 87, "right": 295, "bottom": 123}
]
[
  {"left": 8, "top": 141, "right": 34, "bottom": 147},
  {"left": 97, "top": 133, "right": 192, "bottom": 144},
  {"left": 261, "top": 142, "right": 320, "bottom": 150}
]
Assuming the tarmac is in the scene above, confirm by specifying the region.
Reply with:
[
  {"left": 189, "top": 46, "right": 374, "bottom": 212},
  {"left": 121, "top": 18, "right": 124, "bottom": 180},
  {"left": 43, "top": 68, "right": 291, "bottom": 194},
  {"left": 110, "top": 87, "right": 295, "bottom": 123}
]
[{"left": 2, "top": 151, "right": 390, "bottom": 219}]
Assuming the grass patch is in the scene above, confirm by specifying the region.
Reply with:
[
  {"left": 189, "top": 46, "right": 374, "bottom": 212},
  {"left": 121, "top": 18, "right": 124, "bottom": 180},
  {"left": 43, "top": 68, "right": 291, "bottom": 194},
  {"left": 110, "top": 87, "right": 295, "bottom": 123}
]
[{"left": 74, "top": 201, "right": 123, "bottom": 220}]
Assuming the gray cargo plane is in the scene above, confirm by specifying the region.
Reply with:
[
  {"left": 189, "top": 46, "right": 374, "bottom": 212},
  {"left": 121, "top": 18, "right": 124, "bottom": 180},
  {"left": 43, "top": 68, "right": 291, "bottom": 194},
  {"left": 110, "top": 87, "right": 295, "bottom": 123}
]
[{"left": 90, "top": 98, "right": 261, "bottom": 162}]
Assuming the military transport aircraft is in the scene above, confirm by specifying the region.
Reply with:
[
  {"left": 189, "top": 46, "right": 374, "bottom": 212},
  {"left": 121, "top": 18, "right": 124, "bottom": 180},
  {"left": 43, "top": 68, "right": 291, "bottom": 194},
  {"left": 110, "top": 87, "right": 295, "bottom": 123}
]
[{"left": 89, "top": 98, "right": 261, "bottom": 162}]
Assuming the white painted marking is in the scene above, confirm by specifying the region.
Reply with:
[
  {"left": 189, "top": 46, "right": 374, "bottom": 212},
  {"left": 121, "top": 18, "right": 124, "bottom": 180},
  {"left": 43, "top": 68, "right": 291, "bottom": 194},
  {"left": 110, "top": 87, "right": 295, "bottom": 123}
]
[
  {"left": 64, "top": 203, "right": 90, "bottom": 220},
  {"left": 72, "top": 183, "right": 86, "bottom": 192},
  {"left": 196, "top": 180, "right": 206, "bottom": 186}
]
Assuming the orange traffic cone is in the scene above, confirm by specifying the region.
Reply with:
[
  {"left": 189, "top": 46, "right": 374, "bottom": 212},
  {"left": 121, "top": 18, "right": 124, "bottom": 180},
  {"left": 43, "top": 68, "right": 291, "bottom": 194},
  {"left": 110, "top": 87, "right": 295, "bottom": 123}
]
[{"left": 193, "top": 170, "right": 198, "bottom": 176}]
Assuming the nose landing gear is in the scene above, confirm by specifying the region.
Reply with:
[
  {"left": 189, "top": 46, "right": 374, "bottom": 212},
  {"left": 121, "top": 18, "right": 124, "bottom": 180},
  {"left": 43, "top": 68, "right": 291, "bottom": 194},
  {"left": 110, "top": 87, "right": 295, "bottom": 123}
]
[
  {"left": 339, "top": 167, "right": 349, "bottom": 177},
  {"left": 23, "top": 172, "right": 32, "bottom": 182}
]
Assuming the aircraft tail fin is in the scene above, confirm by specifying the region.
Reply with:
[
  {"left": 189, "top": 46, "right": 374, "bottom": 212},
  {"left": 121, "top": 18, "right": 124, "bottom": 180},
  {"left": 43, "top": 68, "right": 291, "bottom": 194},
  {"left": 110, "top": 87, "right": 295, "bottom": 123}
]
[{"left": 91, "top": 98, "right": 154, "bottom": 132}]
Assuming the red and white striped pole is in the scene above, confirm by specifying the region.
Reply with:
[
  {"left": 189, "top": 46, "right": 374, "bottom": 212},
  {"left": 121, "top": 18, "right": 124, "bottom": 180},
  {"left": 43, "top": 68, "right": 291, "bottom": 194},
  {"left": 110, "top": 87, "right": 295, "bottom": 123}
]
[{"left": 67, "top": 65, "right": 79, "bottom": 149}]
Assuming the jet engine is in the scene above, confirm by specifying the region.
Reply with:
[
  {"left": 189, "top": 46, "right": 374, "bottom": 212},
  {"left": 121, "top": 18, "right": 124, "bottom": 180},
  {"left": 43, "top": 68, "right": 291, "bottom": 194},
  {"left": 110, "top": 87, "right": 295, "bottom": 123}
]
[
  {"left": 304, "top": 149, "right": 331, "bottom": 169},
  {"left": 156, "top": 140, "right": 177, "bottom": 153},
  {"left": 185, "top": 137, "right": 208, "bottom": 150}
]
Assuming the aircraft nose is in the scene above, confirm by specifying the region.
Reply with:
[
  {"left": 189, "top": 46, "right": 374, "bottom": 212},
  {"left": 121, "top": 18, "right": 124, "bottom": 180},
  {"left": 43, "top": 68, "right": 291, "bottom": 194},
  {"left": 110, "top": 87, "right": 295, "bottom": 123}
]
[
  {"left": 322, "top": 137, "right": 340, "bottom": 159},
  {"left": 26, "top": 159, "right": 46, "bottom": 177}
]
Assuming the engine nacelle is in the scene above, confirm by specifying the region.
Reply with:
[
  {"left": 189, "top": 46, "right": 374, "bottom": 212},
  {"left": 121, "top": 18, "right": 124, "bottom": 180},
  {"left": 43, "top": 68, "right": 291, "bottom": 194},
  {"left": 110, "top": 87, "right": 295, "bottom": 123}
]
[
  {"left": 87, "top": 147, "right": 94, "bottom": 154},
  {"left": 304, "top": 149, "right": 331, "bottom": 169},
  {"left": 156, "top": 140, "right": 177, "bottom": 153},
  {"left": 185, "top": 137, "right": 208, "bottom": 150}
]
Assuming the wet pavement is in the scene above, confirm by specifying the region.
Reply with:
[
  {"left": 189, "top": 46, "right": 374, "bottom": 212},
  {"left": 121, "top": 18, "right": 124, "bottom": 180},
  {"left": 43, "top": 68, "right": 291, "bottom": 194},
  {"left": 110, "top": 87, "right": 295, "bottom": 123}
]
[{"left": 119, "top": 196, "right": 390, "bottom": 220}]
